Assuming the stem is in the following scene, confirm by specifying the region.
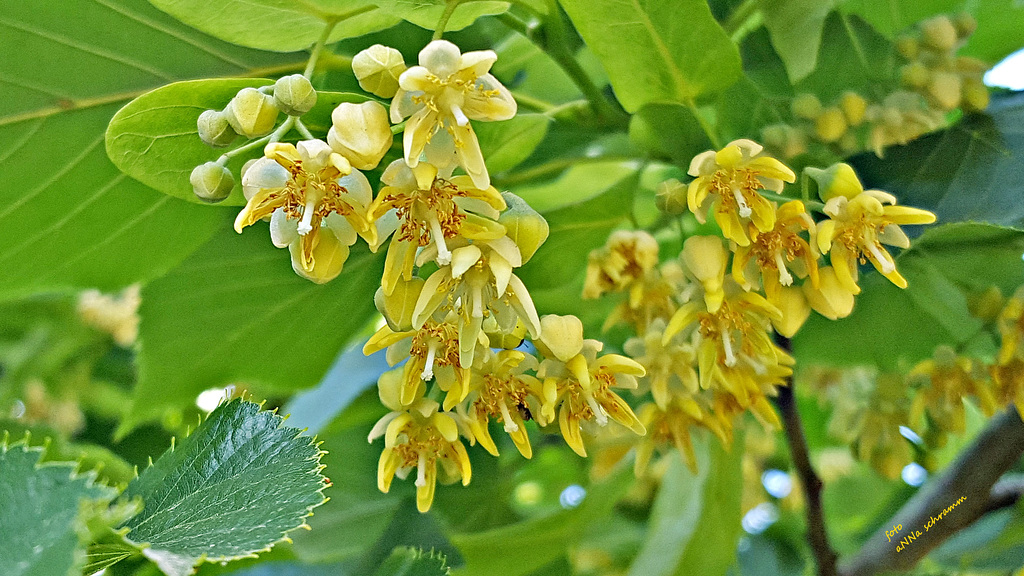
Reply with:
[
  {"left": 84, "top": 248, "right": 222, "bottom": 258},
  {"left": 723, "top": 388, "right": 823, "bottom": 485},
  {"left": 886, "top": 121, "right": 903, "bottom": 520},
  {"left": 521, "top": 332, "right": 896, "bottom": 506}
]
[
  {"left": 722, "top": 0, "right": 761, "bottom": 42},
  {"left": 775, "top": 336, "right": 839, "bottom": 576},
  {"left": 217, "top": 117, "right": 296, "bottom": 163},
  {"left": 512, "top": 90, "right": 556, "bottom": 113},
  {"left": 687, "top": 99, "right": 723, "bottom": 150},
  {"left": 760, "top": 190, "right": 824, "bottom": 212},
  {"left": 294, "top": 118, "right": 316, "bottom": 140},
  {"left": 839, "top": 408, "right": 1024, "bottom": 576},
  {"left": 304, "top": 19, "right": 340, "bottom": 78},
  {"left": 496, "top": 11, "right": 532, "bottom": 37},
  {"left": 433, "top": 0, "right": 462, "bottom": 40}
]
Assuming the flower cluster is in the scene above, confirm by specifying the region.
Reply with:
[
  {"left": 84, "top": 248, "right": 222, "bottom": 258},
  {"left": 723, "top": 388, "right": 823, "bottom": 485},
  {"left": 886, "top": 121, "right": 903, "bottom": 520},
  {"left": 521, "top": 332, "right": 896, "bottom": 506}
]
[{"left": 586, "top": 139, "right": 936, "bottom": 472}]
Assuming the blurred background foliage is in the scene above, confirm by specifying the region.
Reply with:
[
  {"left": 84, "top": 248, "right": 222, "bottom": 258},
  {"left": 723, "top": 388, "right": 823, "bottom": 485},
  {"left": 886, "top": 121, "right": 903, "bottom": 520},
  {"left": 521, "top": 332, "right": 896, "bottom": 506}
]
[{"left": 1, "top": 0, "right": 1024, "bottom": 575}]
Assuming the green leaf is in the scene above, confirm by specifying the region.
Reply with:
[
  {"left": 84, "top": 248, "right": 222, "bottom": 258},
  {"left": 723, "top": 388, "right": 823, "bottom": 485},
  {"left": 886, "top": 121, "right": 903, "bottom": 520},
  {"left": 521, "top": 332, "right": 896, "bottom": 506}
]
[
  {"left": 83, "top": 543, "right": 138, "bottom": 575},
  {"left": 794, "top": 12, "right": 897, "bottom": 102},
  {"left": 850, "top": 93, "right": 1024, "bottom": 228},
  {"left": 120, "top": 399, "right": 327, "bottom": 576},
  {"left": 626, "top": 434, "right": 743, "bottom": 576},
  {"left": 492, "top": 34, "right": 583, "bottom": 106},
  {"left": 792, "top": 223, "right": 1024, "bottom": 369},
  {"left": 106, "top": 80, "right": 371, "bottom": 206},
  {"left": 123, "top": 226, "right": 383, "bottom": 431},
  {"left": 759, "top": 0, "right": 835, "bottom": 82},
  {"left": 148, "top": 0, "right": 400, "bottom": 52},
  {"left": 558, "top": 0, "right": 742, "bottom": 112},
  {"left": 0, "top": 442, "right": 117, "bottom": 576},
  {"left": 375, "top": 547, "right": 451, "bottom": 576},
  {"left": 629, "top": 103, "right": 713, "bottom": 168},
  {"left": 0, "top": 0, "right": 297, "bottom": 299},
  {"left": 373, "top": 0, "right": 510, "bottom": 32},
  {"left": 475, "top": 114, "right": 551, "bottom": 175}
]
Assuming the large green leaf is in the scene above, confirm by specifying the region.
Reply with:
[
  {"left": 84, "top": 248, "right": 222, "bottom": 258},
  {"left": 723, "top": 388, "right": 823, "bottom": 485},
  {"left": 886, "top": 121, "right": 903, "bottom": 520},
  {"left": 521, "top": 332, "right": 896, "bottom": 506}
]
[
  {"left": 850, "top": 93, "right": 1024, "bottom": 228},
  {"left": 374, "top": 0, "right": 510, "bottom": 31},
  {"left": 0, "top": 442, "right": 117, "bottom": 576},
  {"left": 626, "top": 435, "right": 743, "bottom": 576},
  {"left": 794, "top": 12, "right": 897, "bottom": 102},
  {"left": 120, "top": 399, "right": 327, "bottom": 576},
  {"left": 558, "top": 0, "right": 741, "bottom": 112},
  {"left": 148, "top": 0, "right": 400, "bottom": 52},
  {"left": 629, "top": 103, "right": 714, "bottom": 168},
  {"left": 0, "top": 0, "right": 297, "bottom": 299},
  {"left": 474, "top": 114, "right": 551, "bottom": 176},
  {"left": 374, "top": 547, "right": 451, "bottom": 576},
  {"left": 759, "top": 0, "right": 835, "bottom": 82},
  {"left": 792, "top": 223, "right": 1024, "bottom": 369},
  {"left": 106, "top": 78, "right": 370, "bottom": 205},
  {"left": 124, "top": 226, "right": 383, "bottom": 431}
]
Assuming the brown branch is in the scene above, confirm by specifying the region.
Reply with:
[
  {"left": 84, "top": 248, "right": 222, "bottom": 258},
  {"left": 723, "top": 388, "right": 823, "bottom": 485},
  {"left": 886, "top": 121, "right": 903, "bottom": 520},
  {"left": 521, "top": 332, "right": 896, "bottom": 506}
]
[
  {"left": 838, "top": 407, "right": 1024, "bottom": 576},
  {"left": 777, "top": 382, "right": 839, "bottom": 576}
]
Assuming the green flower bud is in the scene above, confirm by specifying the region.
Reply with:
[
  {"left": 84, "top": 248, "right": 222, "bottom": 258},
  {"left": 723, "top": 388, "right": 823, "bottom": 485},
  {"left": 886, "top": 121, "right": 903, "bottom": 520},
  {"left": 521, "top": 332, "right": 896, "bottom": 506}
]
[
  {"left": 352, "top": 44, "right": 407, "bottom": 99},
  {"left": 197, "top": 109, "right": 237, "bottom": 147},
  {"left": 498, "top": 191, "right": 549, "bottom": 264},
  {"left": 791, "top": 93, "right": 823, "bottom": 120},
  {"left": 895, "top": 36, "right": 919, "bottom": 60},
  {"left": 807, "top": 162, "right": 862, "bottom": 201},
  {"left": 224, "top": 87, "right": 280, "bottom": 138},
  {"left": 920, "top": 15, "right": 957, "bottom": 52},
  {"left": 952, "top": 12, "right": 977, "bottom": 39},
  {"left": 655, "top": 178, "right": 687, "bottom": 215},
  {"left": 190, "top": 162, "right": 234, "bottom": 203},
  {"left": 962, "top": 77, "right": 990, "bottom": 112},
  {"left": 327, "top": 101, "right": 393, "bottom": 170},
  {"left": 927, "top": 71, "right": 962, "bottom": 110},
  {"left": 900, "top": 62, "right": 930, "bottom": 89},
  {"left": 955, "top": 56, "right": 989, "bottom": 75},
  {"left": 375, "top": 277, "right": 424, "bottom": 332},
  {"left": 839, "top": 91, "right": 868, "bottom": 126},
  {"left": 273, "top": 74, "right": 317, "bottom": 116},
  {"left": 814, "top": 107, "right": 847, "bottom": 143}
]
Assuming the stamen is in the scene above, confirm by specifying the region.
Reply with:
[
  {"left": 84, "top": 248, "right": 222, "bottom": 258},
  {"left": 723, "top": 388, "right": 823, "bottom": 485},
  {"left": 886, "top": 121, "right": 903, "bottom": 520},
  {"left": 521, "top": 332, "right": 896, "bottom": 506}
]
[
  {"left": 866, "top": 242, "right": 895, "bottom": 273},
  {"left": 421, "top": 340, "right": 439, "bottom": 381},
  {"left": 731, "top": 184, "right": 752, "bottom": 218},
  {"left": 774, "top": 252, "right": 793, "bottom": 285},
  {"left": 415, "top": 452, "right": 427, "bottom": 487},
  {"left": 428, "top": 214, "right": 452, "bottom": 265},
  {"left": 720, "top": 321, "right": 737, "bottom": 367},
  {"left": 499, "top": 400, "right": 520, "bottom": 433},
  {"left": 297, "top": 197, "right": 318, "bottom": 236}
]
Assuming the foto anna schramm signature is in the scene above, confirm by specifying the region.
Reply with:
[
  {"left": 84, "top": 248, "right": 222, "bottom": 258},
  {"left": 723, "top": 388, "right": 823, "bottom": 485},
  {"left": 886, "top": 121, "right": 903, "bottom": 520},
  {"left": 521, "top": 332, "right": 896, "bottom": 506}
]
[{"left": 885, "top": 496, "right": 967, "bottom": 552}]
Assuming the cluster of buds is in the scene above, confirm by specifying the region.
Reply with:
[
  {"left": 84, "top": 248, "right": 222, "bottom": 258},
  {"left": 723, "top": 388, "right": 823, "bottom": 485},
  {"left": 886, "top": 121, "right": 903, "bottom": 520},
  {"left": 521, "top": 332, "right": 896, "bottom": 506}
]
[
  {"left": 762, "top": 13, "right": 988, "bottom": 159},
  {"left": 588, "top": 139, "right": 935, "bottom": 472}
]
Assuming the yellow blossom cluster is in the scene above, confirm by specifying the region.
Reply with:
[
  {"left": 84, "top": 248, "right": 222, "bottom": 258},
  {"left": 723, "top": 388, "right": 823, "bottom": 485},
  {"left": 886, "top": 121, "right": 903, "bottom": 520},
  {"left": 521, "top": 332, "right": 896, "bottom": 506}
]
[{"left": 585, "top": 139, "right": 935, "bottom": 473}]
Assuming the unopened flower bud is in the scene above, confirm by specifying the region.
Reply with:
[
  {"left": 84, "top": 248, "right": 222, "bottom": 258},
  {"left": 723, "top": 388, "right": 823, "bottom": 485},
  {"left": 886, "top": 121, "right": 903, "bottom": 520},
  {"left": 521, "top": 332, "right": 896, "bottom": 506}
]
[
  {"left": 962, "top": 77, "right": 990, "bottom": 112},
  {"left": 791, "top": 93, "right": 823, "bottom": 120},
  {"left": 771, "top": 286, "right": 811, "bottom": 337},
  {"left": 928, "top": 71, "right": 962, "bottom": 110},
  {"left": 804, "top": 267, "right": 855, "bottom": 320},
  {"left": 900, "top": 62, "right": 930, "bottom": 88},
  {"left": 952, "top": 13, "right": 977, "bottom": 39},
  {"left": 896, "top": 36, "right": 919, "bottom": 60},
  {"left": 655, "top": 178, "right": 688, "bottom": 215},
  {"left": 375, "top": 277, "right": 424, "bottom": 331},
  {"left": 224, "top": 87, "right": 280, "bottom": 138},
  {"left": 920, "top": 15, "right": 957, "bottom": 51},
  {"left": 190, "top": 162, "right": 234, "bottom": 203},
  {"left": 327, "top": 101, "right": 392, "bottom": 170},
  {"left": 498, "top": 191, "right": 549, "bottom": 263},
  {"left": 839, "top": 91, "right": 868, "bottom": 126},
  {"left": 815, "top": 107, "right": 848, "bottom": 143},
  {"left": 807, "top": 162, "right": 863, "bottom": 201},
  {"left": 273, "top": 74, "right": 317, "bottom": 116},
  {"left": 352, "top": 44, "right": 407, "bottom": 99},
  {"left": 955, "top": 56, "right": 989, "bottom": 75},
  {"left": 682, "top": 236, "right": 728, "bottom": 313},
  {"left": 536, "top": 314, "right": 584, "bottom": 362},
  {"left": 197, "top": 109, "right": 237, "bottom": 147}
]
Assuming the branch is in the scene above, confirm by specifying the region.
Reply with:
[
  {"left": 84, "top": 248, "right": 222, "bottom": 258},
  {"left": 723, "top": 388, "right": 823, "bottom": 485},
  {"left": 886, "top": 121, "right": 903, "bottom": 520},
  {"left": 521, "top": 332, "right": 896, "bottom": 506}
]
[
  {"left": 839, "top": 407, "right": 1024, "bottom": 576},
  {"left": 777, "top": 382, "right": 839, "bottom": 576}
]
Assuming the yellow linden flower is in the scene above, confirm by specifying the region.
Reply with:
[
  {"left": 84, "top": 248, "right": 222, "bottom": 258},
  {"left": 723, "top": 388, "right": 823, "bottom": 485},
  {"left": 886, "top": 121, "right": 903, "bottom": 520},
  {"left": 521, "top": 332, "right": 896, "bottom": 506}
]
[
  {"left": 413, "top": 235, "right": 541, "bottom": 368},
  {"left": 534, "top": 315, "right": 646, "bottom": 457},
  {"left": 370, "top": 159, "right": 507, "bottom": 295},
  {"left": 681, "top": 235, "right": 730, "bottom": 313},
  {"left": 992, "top": 357, "right": 1024, "bottom": 417},
  {"left": 634, "top": 398, "right": 717, "bottom": 474},
  {"left": 687, "top": 139, "right": 796, "bottom": 246},
  {"left": 364, "top": 315, "right": 480, "bottom": 410},
  {"left": 391, "top": 40, "right": 516, "bottom": 189},
  {"left": 463, "top": 349, "right": 543, "bottom": 458},
  {"left": 997, "top": 286, "right": 1024, "bottom": 365},
  {"left": 369, "top": 396, "right": 471, "bottom": 513},
  {"left": 583, "top": 230, "right": 661, "bottom": 298},
  {"left": 732, "top": 200, "right": 819, "bottom": 301},
  {"left": 235, "top": 140, "right": 375, "bottom": 284},
  {"left": 816, "top": 167, "right": 936, "bottom": 294},
  {"left": 908, "top": 346, "right": 996, "bottom": 440},
  {"left": 623, "top": 319, "right": 699, "bottom": 411}
]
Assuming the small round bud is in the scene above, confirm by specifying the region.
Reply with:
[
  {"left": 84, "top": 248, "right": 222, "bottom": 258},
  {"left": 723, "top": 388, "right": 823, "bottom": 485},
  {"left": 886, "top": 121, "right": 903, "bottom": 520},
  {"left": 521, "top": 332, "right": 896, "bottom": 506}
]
[
  {"left": 352, "top": 44, "right": 407, "bottom": 99},
  {"left": 814, "top": 107, "right": 848, "bottom": 143},
  {"left": 900, "top": 62, "right": 930, "bottom": 88},
  {"left": 499, "top": 191, "right": 549, "bottom": 263},
  {"left": 955, "top": 56, "right": 989, "bottom": 75},
  {"left": 927, "top": 71, "right": 962, "bottom": 110},
  {"left": 327, "top": 101, "right": 393, "bottom": 170},
  {"left": 895, "top": 36, "right": 919, "bottom": 60},
  {"left": 791, "top": 93, "right": 823, "bottom": 120},
  {"left": 197, "top": 109, "right": 237, "bottom": 147},
  {"left": 273, "top": 74, "right": 317, "bottom": 116},
  {"left": 190, "top": 162, "right": 234, "bottom": 203},
  {"left": 655, "top": 178, "right": 687, "bottom": 215},
  {"left": 920, "top": 15, "right": 957, "bottom": 52},
  {"left": 761, "top": 124, "right": 788, "bottom": 149},
  {"left": 952, "top": 12, "right": 977, "bottom": 39},
  {"left": 837, "top": 132, "right": 859, "bottom": 155},
  {"left": 807, "top": 162, "right": 863, "bottom": 201},
  {"left": 224, "top": 87, "right": 280, "bottom": 138},
  {"left": 375, "top": 277, "right": 424, "bottom": 332},
  {"left": 962, "top": 77, "right": 990, "bottom": 112},
  {"left": 839, "top": 91, "right": 868, "bottom": 126}
]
